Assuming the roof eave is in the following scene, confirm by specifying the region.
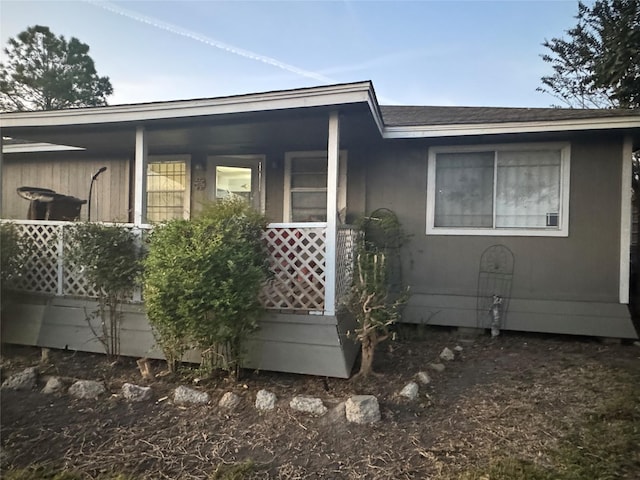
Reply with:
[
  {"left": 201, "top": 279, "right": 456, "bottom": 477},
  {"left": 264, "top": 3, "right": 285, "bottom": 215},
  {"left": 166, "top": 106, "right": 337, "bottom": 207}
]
[
  {"left": 0, "top": 81, "right": 380, "bottom": 129},
  {"left": 2, "top": 142, "right": 85, "bottom": 153},
  {"left": 383, "top": 116, "right": 640, "bottom": 138}
]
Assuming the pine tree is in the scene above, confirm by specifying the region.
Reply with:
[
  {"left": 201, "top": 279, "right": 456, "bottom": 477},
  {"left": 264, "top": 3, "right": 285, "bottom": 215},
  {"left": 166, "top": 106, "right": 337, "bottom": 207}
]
[{"left": 0, "top": 25, "right": 113, "bottom": 111}]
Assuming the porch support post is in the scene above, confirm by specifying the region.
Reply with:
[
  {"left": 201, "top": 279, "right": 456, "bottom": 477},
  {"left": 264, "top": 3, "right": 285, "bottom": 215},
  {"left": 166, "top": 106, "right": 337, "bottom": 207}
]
[
  {"left": 0, "top": 134, "right": 3, "bottom": 216},
  {"left": 133, "top": 126, "right": 148, "bottom": 226},
  {"left": 324, "top": 111, "right": 340, "bottom": 315}
]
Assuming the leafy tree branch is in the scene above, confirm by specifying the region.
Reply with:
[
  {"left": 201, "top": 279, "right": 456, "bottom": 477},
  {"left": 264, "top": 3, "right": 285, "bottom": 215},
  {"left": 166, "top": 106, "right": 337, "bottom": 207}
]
[{"left": 539, "top": 0, "right": 639, "bottom": 109}]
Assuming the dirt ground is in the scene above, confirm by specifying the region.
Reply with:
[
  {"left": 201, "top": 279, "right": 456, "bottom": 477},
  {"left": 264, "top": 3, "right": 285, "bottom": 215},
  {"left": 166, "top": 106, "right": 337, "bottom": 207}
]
[{"left": 1, "top": 326, "right": 639, "bottom": 479}]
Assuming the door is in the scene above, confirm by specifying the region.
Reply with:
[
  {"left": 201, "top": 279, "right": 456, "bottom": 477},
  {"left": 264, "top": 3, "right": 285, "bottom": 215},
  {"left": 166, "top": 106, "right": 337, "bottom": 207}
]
[{"left": 206, "top": 155, "right": 264, "bottom": 212}]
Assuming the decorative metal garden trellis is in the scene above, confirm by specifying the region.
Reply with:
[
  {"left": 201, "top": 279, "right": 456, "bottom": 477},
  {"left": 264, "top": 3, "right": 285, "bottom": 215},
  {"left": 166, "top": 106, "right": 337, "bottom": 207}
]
[{"left": 476, "top": 244, "right": 514, "bottom": 334}]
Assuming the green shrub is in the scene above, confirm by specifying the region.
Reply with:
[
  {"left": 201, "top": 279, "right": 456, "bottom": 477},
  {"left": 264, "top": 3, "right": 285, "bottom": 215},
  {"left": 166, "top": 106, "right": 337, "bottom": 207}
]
[
  {"left": 0, "top": 222, "right": 34, "bottom": 309},
  {"left": 143, "top": 198, "right": 268, "bottom": 376},
  {"left": 67, "top": 223, "right": 143, "bottom": 358},
  {"left": 0, "top": 223, "right": 30, "bottom": 291},
  {"left": 141, "top": 219, "right": 193, "bottom": 371}
]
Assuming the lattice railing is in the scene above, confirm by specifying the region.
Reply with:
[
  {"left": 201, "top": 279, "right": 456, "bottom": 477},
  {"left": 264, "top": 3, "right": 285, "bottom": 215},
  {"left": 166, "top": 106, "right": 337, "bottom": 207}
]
[
  {"left": 9, "top": 221, "right": 62, "bottom": 295},
  {"left": 62, "top": 227, "right": 100, "bottom": 297},
  {"left": 336, "top": 225, "right": 360, "bottom": 305},
  {"left": 2, "top": 220, "right": 358, "bottom": 314},
  {"left": 261, "top": 224, "right": 327, "bottom": 312},
  {"left": 2, "top": 220, "right": 146, "bottom": 299}
]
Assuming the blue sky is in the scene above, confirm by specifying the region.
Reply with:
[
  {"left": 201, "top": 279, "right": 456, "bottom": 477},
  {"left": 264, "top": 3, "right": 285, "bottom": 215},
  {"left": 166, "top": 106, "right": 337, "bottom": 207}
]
[{"left": 1, "top": 0, "right": 583, "bottom": 107}]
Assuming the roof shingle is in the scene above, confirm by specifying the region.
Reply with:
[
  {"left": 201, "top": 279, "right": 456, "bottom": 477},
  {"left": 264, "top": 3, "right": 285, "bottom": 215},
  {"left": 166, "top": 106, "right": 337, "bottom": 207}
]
[{"left": 380, "top": 105, "right": 640, "bottom": 127}]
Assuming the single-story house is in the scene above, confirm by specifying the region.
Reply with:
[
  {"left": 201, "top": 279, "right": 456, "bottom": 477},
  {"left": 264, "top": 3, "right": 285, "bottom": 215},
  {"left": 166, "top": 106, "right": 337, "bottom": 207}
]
[{"left": 1, "top": 81, "right": 639, "bottom": 377}]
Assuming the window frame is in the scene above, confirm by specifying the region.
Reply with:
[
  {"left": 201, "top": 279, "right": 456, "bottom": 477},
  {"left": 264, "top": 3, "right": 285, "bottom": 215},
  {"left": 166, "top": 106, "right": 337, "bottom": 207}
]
[
  {"left": 283, "top": 150, "right": 347, "bottom": 223},
  {"left": 426, "top": 142, "right": 571, "bottom": 237},
  {"left": 146, "top": 154, "right": 191, "bottom": 222}
]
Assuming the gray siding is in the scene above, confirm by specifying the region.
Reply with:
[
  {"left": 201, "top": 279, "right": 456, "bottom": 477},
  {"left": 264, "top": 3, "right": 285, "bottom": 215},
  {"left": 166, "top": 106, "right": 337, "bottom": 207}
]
[
  {"left": 264, "top": 152, "right": 285, "bottom": 222},
  {"left": 2, "top": 154, "right": 130, "bottom": 222},
  {"left": 362, "top": 135, "right": 637, "bottom": 338}
]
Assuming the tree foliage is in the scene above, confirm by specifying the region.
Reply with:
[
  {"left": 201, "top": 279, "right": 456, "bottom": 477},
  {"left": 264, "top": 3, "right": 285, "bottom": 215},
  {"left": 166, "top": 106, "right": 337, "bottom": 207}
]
[
  {"left": 0, "top": 25, "right": 113, "bottom": 111},
  {"left": 143, "top": 199, "right": 268, "bottom": 376},
  {"left": 67, "top": 223, "right": 143, "bottom": 359},
  {"left": 539, "top": 0, "right": 640, "bottom": 108},
  {"left": 0, "top": 223, "right": 33, "bottom": 302}
]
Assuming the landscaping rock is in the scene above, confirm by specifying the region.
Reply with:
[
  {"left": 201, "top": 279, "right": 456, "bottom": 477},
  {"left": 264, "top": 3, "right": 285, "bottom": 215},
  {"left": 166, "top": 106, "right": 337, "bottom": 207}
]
[
  {"left": 219, "top": 392, "right": 241, "bottom": 409},
  {"left": 399, "top": 382, "right": 419, "bottom": 400},
  {"left": 2, "top": 367, "right": 38, "bottom": 390},
  {"left": 255, "top": 389, "right": 277, "bottom": 411},
  {"left": 42, "top": 376, "right": 64, "bottom": 394},
  {"left": 173, "top": 385, "right": 209, "bottom": 405},
  {"left": 122, "top": 383, "right": 153, "bottom": 402},
  {"left": 1, "top": 367, "right": 37, "bottom": 390},
  {"left": 345, "top": 395, "right": 381, "bottom": 424},
  {"left": 416, "top": 371, "right": 431, "bottom": 385},
  {"left": 440, "top": 347, "right": 455, "bottom": 361},
  {"left": 290, "top": 396, "right": 327, "bottom": 416},
  {"left": 69, "top": 380, "right": 106, "bottom": 399},
  {"left": 428, "top": 362, "right": 446, "bottom": 373},
  {"left": 454, "top": 345, "right": 464, "bottom": 352}
]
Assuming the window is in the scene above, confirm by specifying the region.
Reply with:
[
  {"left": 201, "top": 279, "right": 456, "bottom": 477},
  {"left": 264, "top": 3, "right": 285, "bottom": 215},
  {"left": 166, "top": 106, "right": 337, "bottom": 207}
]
[
  {"left": 215, "top": 166, "right": 252, "bottom": 202},
  {"left": 427, "top": 143, "right": 570, "bottom": 236},
  {"left": 284, "top": 151, "right": 347, "bottom": 222},
  {"left": 207, "top": 155, "right": 264, "bottom": 213},
  {"left": 146, "top": 155, "right": 190, "bottom": 222}
]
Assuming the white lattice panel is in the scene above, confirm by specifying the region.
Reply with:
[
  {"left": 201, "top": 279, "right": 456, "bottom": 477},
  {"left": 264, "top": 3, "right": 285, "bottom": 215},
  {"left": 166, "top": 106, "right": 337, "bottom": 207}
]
[
  {"left": 62, "top": 233, "right": 99, "bottom": 297},
  {"left": 261, "top": 226, "right": 326, "bottom": 311},
  {"left": 3, "top": 221, "right": 147, "bottom": 300},
  {"left": 10, "top": 223, "right": 61, "bottom": 295},
  {"left": 336, "top": 226, "right": 359, "bottom": 306}
]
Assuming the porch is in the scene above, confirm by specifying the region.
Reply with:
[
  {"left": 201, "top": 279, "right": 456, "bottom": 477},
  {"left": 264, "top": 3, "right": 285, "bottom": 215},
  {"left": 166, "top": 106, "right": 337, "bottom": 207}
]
[
  {"left": 1, "top": 220, "right": 360, "bottom": 377},
  {"left": 0, "top": 83, "right": 385, "bottom": 377}
]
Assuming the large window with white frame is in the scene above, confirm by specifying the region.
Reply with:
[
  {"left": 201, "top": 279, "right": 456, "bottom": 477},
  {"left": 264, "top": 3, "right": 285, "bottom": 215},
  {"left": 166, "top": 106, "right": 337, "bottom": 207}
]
[
  {"left": 146, "top": 155, "right": 191, "bottom": 222},
  {"left": 427, "top": 143, "right": 570, "bottom": 236},
  {"left": 284, "top": 151, "right": 347, "bottom": 223}
]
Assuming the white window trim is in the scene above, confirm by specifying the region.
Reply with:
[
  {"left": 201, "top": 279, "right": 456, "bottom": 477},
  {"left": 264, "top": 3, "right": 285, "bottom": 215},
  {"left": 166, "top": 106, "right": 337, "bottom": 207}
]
[
  {"left": 426, "top": 142, "right": 571, "bottom": 237},
  {"left": 147, "top": 154, "right": 191, "bottom": 220},
  {"left": 283, "top": 150, "right": 347, "bottom": 223}
]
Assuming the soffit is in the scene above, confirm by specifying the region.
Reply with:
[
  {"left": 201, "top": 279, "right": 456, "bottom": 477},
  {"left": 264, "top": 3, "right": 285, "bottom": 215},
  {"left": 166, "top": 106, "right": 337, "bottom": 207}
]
[{"left": 3, "top": 103, "right": 380, "bottom": 155}]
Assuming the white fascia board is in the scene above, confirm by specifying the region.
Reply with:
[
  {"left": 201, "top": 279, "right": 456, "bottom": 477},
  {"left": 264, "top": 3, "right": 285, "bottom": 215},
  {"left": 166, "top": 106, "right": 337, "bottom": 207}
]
[
  {"left": 383, "top": 116, "right": 640, "bottom": 138},
  {"left": 363, "top": 89, "right": 385, "bottom": 135},
  {"left": 2, "top": 142, "right": 85, "bottom": 153},
  {"left": 619, "top": 136, "right": 633, "bottom": 304},
  {"left": 0, "top": 82, "right": 374, "bottom": 128}
]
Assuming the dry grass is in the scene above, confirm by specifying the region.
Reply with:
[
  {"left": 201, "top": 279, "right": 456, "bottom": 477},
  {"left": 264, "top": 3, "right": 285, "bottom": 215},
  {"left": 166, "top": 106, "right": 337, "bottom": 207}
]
[{"left": 2, "top": 330, "right": 639, "bottom": 479}]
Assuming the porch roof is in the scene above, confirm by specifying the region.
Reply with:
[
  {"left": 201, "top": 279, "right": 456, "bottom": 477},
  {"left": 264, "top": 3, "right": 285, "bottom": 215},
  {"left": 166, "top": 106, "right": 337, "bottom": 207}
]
[
  {"left": 2, "top": 80, "right": 640, "bottom": 152},
  {"left": 1, "top": 81, "right": 383, "bottom": 154}
]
